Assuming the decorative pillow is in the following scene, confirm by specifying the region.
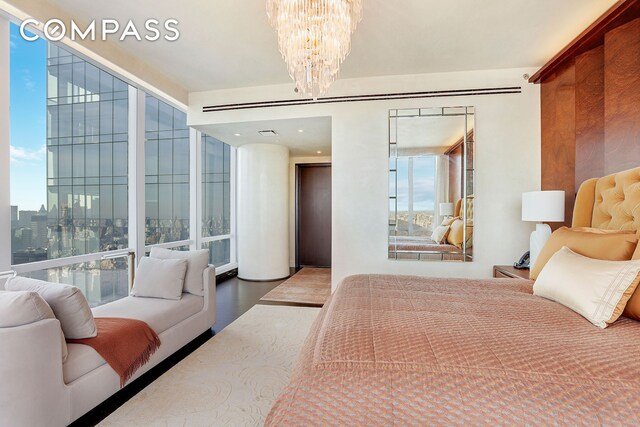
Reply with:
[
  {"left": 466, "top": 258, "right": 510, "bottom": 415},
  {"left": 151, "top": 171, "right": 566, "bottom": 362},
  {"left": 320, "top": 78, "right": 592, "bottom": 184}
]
[
  {"left": 530, "top": 227, "right": 638, "bottom": 280},
  {"left": 0, "top": 290, "right": 68, "bottom": 361},
  {"left": 634, "top": 235, "right": 640, "bottom": 261},
  {"left": 131, "top": 256, "right": 188, "bottom": 300},
  {"left": 622, "top": 231, "right": 640, "bottom": 321},
  {"left": 430, "top": 225, "right": 450, "bottom": 244},
  {"left": 5, "top": 277, "right": 97, "bottom": 339},
  {"left": 447, "top": 219, "right": 465, "bottom": 247},
  {"left": 149, "top": 247, "right": 209, "bottom": 296},
  {"left": 533, "top": 247, "right": 640, "bottom": 328},
  {"left": 441, "top": 216, "right": 459, "bottom": 227}
]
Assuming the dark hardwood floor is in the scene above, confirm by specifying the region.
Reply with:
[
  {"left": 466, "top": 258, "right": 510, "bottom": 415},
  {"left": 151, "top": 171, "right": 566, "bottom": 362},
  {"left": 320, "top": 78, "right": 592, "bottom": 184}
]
[
  {"left": 212, "top": 272, "right": 290, "bottom": 334},
  {"left": 71, "top": 270, "right": 290, "bottom": 427}
]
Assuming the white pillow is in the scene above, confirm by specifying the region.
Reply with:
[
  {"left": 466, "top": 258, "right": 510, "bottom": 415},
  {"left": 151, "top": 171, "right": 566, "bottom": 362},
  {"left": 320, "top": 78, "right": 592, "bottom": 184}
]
[
  {"left": 0, "top": 290, "right": 68, "bottom": 361},
  {"left": 131, "top": 256, "right": 188, "bottom": 300},
  {"left": 430, "top": 225, "right": 450, "bottom": 244},
  {"left": 150, "top": 247, "right": 209, "bottom": 296},
  {"left": 533, "top": 247, "right": 640, "bottom": 328},
  {"left": 6, "top": 277, "right": 97, "bottom": 339}
]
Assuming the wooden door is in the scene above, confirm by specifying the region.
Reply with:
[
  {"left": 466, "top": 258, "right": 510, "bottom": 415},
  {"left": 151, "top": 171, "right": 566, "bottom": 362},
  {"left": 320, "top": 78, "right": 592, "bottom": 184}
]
[{"left": 296, "top": 164, "right": 332, "bottom": 267}]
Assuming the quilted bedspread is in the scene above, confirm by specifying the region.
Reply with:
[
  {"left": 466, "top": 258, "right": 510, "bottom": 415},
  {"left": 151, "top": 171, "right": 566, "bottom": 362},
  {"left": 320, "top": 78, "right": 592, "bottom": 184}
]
[{"left": 266, "top": 274, "right": 640, "bottom": 426}]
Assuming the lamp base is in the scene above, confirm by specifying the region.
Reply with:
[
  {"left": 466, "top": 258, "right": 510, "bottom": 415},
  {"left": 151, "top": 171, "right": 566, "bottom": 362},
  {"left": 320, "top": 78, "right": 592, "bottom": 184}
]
[{"left": 530, "top": 223, "right": 552, "bottom": 271}]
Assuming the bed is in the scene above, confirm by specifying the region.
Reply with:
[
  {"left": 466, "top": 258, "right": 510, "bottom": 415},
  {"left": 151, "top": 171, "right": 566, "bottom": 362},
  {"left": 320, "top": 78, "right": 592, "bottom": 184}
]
[
  {"left": 388, "top": 236, "right": 467, "bottom": 261},
  {"left": 389, "top": 198, "right": 474, "bottom": 262},
  {"left": 266, "top": 167, "right": 640, "bottom": 426}
]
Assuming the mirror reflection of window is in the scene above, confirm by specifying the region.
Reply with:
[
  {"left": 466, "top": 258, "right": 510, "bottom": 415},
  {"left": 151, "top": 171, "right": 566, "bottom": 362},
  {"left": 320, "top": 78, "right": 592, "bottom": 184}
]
[
  {"left": 388, "top": 107, "right": 474, "bottom": 262},
  {"left": 396, "top": 156, "right": 437, "bottom": 236}
]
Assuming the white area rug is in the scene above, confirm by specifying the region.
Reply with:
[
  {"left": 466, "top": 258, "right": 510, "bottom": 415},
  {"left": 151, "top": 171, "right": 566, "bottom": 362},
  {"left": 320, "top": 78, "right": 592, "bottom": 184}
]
[{"left": 99, "top": 304, "right": 320, "bottom": 427}]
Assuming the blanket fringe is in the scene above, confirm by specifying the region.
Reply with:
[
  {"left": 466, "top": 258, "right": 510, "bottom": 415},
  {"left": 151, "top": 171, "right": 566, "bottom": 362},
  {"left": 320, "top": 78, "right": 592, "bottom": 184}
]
[{"left": 120, "top": 334, "right": 162, "bottom": 387}]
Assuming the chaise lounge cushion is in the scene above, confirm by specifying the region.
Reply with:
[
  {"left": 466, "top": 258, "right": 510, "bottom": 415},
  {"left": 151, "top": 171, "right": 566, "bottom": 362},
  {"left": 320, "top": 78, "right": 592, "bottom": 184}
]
[
  {"left": 150, "top": 247, "right": 209, "bottom": 296},
  {"left": 63, "top": 293, "right": 204, "bottom": 384},
  {"left": 6, "top": 277, "right": 97, "bottom": 339},
  {"left": 0, "top": 290, "right": 68, "bottom": 362},
  {"left": 131, "top": 257, "right": 188, "bottom": 300}
]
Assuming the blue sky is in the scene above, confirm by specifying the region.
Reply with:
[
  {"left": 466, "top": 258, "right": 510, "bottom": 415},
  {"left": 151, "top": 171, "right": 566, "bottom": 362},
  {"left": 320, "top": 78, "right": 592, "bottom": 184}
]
[
  {"left": 395, "top": 156, "right": 436, "bottom": 212},
  {"left": 9, "top": 23, "right": 47, "bottom": 212}
]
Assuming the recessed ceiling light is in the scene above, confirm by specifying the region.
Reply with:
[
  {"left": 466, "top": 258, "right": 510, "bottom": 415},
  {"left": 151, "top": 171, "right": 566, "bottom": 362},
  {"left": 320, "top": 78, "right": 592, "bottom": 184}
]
[
  {"left": 233, "top": 133, "right": 241, "bottom": 137},
  {"left": 316, "top": 150, "right": 322, "bottom": 154},
  {"left": 298, "top": 129, "right": 304, "bottom": 133}
]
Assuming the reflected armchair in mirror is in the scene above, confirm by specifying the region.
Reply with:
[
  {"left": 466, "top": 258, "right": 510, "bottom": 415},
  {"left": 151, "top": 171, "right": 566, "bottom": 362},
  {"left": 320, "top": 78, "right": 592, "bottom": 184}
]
[{"left": 388, "top": 107, "right": 475, "bottom": 262}]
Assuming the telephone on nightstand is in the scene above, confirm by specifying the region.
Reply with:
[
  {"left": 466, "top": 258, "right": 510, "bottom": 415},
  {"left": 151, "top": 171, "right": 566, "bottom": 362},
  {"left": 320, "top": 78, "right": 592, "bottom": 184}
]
[{"left": 514, "top": 251, "right": 530, "bottom": 270}]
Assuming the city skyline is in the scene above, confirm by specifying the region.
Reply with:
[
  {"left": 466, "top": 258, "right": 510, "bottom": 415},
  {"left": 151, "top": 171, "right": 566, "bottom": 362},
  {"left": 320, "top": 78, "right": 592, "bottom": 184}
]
[{"left": 9, "top": 21, "right": 231, "bottom": 274}]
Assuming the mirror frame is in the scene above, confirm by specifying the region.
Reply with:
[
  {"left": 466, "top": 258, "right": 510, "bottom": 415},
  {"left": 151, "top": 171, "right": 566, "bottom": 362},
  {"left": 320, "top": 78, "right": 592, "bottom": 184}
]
[{"left": 388, "top": 106, "right": 475, "bottom": 262}]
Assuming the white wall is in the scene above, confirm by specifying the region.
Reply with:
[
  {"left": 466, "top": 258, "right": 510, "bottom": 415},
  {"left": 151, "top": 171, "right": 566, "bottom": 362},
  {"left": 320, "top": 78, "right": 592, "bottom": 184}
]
[
  {"left": 289, "top": 156, "right": 332, "bottom": 267},
  {"left": 189, "top": 68, "right": 541, "bottom": 290}
]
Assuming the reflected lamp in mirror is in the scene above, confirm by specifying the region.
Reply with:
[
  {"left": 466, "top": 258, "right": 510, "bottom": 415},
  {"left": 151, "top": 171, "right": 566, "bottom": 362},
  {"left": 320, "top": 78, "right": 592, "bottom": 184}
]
[
  {"left": 439, "top": 202, "right": 454, "bottom": 218},
  {"left": 522, "top": 191, "right": 565, "bottom": 270}
]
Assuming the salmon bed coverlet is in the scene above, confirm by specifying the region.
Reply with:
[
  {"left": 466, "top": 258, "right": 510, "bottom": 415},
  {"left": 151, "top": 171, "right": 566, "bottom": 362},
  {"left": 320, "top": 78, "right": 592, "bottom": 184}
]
[{"left": 266, "top": 274, "right": 640, "bottom": 426}]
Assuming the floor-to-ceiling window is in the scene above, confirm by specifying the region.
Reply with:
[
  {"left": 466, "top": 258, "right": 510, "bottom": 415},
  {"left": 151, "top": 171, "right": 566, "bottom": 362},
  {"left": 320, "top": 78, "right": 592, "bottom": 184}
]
[
  {"left": 395, "top": 155, "right": 437, "bottom": 236},
  {"left": 9, "top": 23, "right": 47, "bottom": 265},
  {"left": 4, "top": 18, "right": 236, "bottom": 305},
  {"left": 202, "top": 135, "right": 231, "bottom": 267},
  {"left": 10, "top": 25, "right": 131, "bottom": 306},
  {"left": 46, "top": 44, "right": 130, "bottom": 258},
  {"left": 144, "top": 94, "right": 190, "bottom": 248}
]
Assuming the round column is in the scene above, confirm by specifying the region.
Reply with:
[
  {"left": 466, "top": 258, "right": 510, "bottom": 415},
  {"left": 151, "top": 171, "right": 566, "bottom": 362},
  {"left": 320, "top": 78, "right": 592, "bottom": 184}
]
[{"left": 237, "top": 143, "right": 290, "bottom": 281}]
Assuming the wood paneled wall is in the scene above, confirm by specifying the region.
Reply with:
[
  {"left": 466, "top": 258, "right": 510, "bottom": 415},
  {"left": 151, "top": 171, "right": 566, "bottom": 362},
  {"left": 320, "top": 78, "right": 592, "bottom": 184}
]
[
  {"left": 604, "top": 18, "right": 640, "bottom": 172},
  {"left": 541, "top": 61, "right": 576, "bottom": 227},
  {"left": 575, "top": 46, "right": 604, "bottom": 186},
  {"left": 537, "top": 7, "right": 640, "bottom": 228}
]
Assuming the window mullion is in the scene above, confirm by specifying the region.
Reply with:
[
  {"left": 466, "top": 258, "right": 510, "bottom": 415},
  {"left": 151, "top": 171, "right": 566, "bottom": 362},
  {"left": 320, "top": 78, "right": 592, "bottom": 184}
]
[
  {"left": 0, "top": 17, "right": 10, "bottom": 273},
  {"left": 190, "top": 129, "right": 201, "bottom": 252},
  {"left": 128, "top": 87, "right": 146, "bottom": 265}
]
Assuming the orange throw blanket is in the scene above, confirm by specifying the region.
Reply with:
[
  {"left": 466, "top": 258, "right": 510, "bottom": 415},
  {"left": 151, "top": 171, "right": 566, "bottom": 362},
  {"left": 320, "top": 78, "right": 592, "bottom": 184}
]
[{"left": 67, "top": 317, "right": 161, "bottom": 387}]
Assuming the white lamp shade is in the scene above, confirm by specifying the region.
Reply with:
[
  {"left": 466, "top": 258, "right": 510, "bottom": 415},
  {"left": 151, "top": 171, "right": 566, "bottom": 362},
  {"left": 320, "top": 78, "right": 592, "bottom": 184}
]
[
  {"left": 439, "top": 202, "right": 454, "bottom": 216},
  {"left": 522, "top": 191, "right": 565, "bottom": 222}
]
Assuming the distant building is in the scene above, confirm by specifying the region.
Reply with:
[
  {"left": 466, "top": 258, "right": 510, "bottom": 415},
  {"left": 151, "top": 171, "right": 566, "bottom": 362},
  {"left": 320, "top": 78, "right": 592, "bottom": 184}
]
[
  {"left": 46, "top": 44, "right": 129, "bottom": 259},
  {"left": 31, "top": 205, "right": 48, "bottom": 249},
  {"left": 10, "top": 205, "right": 17, "bottom": 229},
  {"left": 18, "top": 210, "right": 37, "bottom": 229},
  {"left": 12, "top": 248, "right": 48, "bottom": 265}
]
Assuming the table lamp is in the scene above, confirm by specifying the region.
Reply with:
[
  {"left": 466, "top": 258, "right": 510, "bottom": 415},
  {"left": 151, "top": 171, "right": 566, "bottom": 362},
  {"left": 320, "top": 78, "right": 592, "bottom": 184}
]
[
  {"left": 522, "top": 191, "right": 565, "bottom": 270},
  {"left": 439, "top": 202, "right": 454, "bottom": 218}
]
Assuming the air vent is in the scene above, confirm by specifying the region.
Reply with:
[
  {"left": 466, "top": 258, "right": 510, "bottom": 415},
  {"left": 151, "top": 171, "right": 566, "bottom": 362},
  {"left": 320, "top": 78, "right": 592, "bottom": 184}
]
[{"left": 258, "top": 130, "right": 278, "bottom": 136}]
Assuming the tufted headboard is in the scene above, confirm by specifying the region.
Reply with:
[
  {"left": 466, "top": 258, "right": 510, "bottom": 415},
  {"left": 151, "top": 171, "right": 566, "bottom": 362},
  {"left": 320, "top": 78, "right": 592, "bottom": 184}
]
[
  {"left": 453, "top": 195, "right": 474, "bottom": 224},
  {"left": 573, "top": 167, "right": 640, "bottom": 230}
]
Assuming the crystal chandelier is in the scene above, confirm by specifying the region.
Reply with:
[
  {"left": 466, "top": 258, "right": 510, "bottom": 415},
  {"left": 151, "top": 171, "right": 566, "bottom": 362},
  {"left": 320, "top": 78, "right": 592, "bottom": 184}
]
[{"left": 266, "top": 0, "right": 363, "bottom": 98}]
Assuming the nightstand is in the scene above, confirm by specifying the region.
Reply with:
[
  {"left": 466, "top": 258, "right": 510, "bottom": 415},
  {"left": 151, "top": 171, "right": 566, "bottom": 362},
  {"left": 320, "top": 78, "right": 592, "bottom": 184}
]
[{"left": 493, "top": 265, "right": 531, "bottom": 280}]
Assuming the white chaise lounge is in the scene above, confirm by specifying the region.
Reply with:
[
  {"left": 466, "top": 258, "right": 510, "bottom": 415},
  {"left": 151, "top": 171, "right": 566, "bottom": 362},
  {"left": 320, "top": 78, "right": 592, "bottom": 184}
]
[{"left": 0, "top": 266, "right": 216, "bottom": 427}]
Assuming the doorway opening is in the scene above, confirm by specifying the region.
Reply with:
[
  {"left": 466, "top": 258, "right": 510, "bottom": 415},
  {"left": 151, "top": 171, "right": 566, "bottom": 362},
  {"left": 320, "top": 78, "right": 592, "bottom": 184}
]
[{"left": 296, "top": 163, "right": 332, "bottom": 268}]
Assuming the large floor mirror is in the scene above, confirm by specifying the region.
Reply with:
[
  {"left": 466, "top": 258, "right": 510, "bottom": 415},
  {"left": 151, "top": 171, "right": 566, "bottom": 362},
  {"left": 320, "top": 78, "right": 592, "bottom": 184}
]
[{"left": 389, "top": 107, "right": 474, "bottom": 262}]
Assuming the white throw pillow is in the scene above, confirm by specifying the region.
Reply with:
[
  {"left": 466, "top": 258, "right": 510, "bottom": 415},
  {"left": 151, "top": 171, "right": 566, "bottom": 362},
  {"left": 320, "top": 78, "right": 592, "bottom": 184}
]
[
  {"left": 533, "top": 247, "right": 640, "bottom": 328},
  {"left": 150, "top": 247, "right": 209, "bottom": 296},
  {"left": 430, "top": 225, "right": 450, "bottom": 244},
  {"left": 0, "top": 290, "right": 68, "bottom": 361},
  {"left": 131, "top": 256, "right": 188, "bottom": 300},
  {"left": 5, "top": 277, "right": 97, "bottom": 339}
]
